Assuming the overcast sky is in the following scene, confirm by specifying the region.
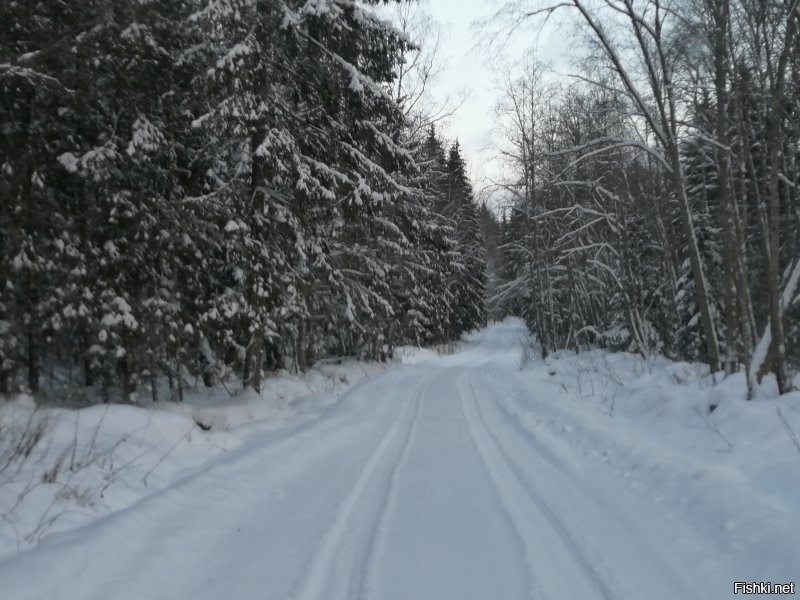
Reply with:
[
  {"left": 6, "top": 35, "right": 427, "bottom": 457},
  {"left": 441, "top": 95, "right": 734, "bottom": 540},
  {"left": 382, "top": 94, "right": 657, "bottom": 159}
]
[
  {"left": 380, "top": 0, "right": 570, "bottom": 204},
  {"left": 419, "top": 0, "right": 504, "bottom": 193}
]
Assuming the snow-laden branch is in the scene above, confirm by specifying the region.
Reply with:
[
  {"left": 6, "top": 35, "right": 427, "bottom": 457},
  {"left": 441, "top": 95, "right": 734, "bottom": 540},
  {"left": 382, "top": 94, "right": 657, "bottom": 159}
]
[
  {"left": 548, "top": 137, "right": 672, "bottom": 174},
  {"left": 0, "top": 64, "right": 74, "bottom": 92}
]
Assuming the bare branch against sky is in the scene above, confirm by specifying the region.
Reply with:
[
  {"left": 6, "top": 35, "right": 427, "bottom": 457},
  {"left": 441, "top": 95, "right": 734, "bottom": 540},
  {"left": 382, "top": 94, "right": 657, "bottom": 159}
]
[{"left": 379, "top": 0, "right": 574, "bottom": 205}]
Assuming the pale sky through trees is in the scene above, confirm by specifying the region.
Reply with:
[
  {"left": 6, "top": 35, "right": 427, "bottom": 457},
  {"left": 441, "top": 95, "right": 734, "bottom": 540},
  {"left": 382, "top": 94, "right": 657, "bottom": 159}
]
[{"left": 388, "top": 0, "right": 570, "bottom": 204}]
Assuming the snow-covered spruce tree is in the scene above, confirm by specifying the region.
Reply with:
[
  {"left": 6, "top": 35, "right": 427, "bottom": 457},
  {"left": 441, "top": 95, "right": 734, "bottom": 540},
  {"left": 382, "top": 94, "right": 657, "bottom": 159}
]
[
  {"left": 64, "top": 1, "right": 210, "bottom": 401},
  {"left": 478, "top": 202, "right": 502, "bottom": 321},
  {"left": 1, "top": 0, "right": 483, "bottom": 400},
  {"left": 406, "top": 125, "right": 459, "bottom": 345},
  {"left": 377, "top": 133, "right": 443, "bottom": 350},
  {"left": 83, "top": 1, "right": 217, "bottom": 401},
  {"left": 307, "top": 3, "right": 423, "bottom": 363},
  {"left": 0, "top": 0, "right": 75, "bottom": 393},
  {"left": 185, "top": 0, "right": 306, "bottom": 386},
  {"left": 1, "top": 0, "right": 207, "bottom": 398},
  {"left": 443, "top": 142, "right": 487, "bottom": 338},
  {"left": 283, "top": 0, "right": 432, "bottom": 364},
  {"left": 188, "top": 0, "right": 435, "bottom": 377},
  {"left": 673, "top": 127, "right": 725, "bottom": 364},
  {"left": 491, "top": 207, "right": 526, "bottom": 321}
]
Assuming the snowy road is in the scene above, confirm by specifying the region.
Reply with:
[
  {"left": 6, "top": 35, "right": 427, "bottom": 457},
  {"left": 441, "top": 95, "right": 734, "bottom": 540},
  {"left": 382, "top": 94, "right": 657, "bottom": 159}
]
[{"left": 1, "top": 322, "right": 797, "bottom": 599}]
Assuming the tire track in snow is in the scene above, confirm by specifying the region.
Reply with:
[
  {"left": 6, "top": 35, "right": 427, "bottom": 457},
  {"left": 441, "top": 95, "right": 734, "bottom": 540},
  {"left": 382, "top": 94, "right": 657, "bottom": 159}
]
[
  {"left": 290, "top": 377, "right": 428, "bottom": 600},
  {"left": 457, "top": 368, "right": 617, "bottom": 600},
  {"left": 466, "top": 367, "right": 705, "bottom": 600},
  {"left": 358, "top": 376, "right": 428, "bottom": 600},
  {"left": 475, "top": 365, "right": 716, "bottom": 599},
  {"left": 4, "top": 372, "right": 420, "bottom": 600},
  {"left": 448, "top": 370, "right": 541, "bottom": 600}
]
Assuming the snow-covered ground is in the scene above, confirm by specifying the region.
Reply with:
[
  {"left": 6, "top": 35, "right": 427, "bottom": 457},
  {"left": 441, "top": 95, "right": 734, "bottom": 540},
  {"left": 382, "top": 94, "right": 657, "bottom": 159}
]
[
  {"left": 0, "top": 359, "right": 390, "bottom": 560},
  {"left": 1, "top": 319, "right": 798, "bottom": 599}
]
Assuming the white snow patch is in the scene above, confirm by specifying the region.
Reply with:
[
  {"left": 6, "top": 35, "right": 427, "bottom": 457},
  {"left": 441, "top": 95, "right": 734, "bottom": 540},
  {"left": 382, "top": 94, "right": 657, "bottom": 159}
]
[{"left": 0, "top": 358, "right": 389, "bottom": 561}]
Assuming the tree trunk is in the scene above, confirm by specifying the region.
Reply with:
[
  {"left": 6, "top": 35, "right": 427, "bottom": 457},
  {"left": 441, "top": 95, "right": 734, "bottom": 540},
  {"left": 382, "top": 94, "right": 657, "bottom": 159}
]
[
  {"left": 762, "top": 5, "right": 798, "bottom": 393},
  {"left": 710, "top": 0, "right": 745, "bottom": 372},
  {"left": 27, "top": 327, "right": 39, "bottom": 393},
  {"left": 766, "top": 107, "right": 788, "bottom": 393},
  {"left": 669, "top": 155, "right": 722, "bottom": 371}
]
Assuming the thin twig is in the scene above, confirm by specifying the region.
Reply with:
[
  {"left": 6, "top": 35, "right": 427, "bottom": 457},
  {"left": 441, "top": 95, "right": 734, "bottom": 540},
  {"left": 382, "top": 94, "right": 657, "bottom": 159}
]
[
  {"left": 142, "top": 426, "right": 194, "bottom": 486},
  {"left": 777, "top": 407, "right": 800, "bottom": 456},
  {"left": 0, "top": 513, "right": 21, "bottom": 556},
  {"left": 703, "top": 412, "right": 733, "bottom": 452}
]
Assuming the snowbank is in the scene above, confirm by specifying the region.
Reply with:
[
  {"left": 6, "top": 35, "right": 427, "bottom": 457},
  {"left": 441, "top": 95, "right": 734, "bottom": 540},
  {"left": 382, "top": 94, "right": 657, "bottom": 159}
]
[
  {"left": 3, "top": 318, "right": 798, "bottom": 587},
  {"left": 0, "top": 359, "right": 388, "bottom": 560},
  {"left": 504, "top": 344, "right": 800, "bottom": 582}
]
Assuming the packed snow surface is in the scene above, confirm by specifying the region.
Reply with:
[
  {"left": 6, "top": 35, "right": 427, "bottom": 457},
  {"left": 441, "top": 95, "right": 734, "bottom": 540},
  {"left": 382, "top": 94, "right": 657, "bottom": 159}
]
[{"left": 2, "top": 319, "right": 799, "bottom": 599}]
